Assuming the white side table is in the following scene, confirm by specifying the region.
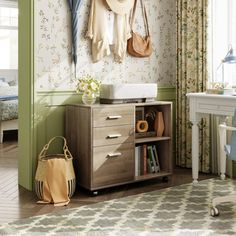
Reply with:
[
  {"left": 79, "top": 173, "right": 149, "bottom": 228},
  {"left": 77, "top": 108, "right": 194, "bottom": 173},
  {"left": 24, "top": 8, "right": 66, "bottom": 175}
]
[{"left": 187, "top": 93, "right": 236, "bottom": 183}]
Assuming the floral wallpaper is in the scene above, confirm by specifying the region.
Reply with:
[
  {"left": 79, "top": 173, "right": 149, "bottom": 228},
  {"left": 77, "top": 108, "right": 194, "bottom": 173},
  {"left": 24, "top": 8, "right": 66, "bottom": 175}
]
[{"left": 35, "top": 0, "right": 176, "bottom": 90}]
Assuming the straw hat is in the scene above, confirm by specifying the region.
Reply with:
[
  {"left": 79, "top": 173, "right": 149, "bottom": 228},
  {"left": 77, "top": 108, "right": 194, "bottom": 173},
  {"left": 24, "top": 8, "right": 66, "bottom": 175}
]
[{"left": 105, "top": 0, "right": 135, "bottom": 15}]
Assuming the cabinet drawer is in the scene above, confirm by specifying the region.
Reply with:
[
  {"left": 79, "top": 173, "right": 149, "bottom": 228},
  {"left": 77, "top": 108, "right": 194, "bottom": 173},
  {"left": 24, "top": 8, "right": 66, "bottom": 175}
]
[
  {"left": 92, "top": 143, "right": 134, "bottom": 188},
  {"left": 93, "top": 125, "right": 134, "bottom": 146},
  {"left": 93, "top": 106, "right": 134, "bottom": 127}
]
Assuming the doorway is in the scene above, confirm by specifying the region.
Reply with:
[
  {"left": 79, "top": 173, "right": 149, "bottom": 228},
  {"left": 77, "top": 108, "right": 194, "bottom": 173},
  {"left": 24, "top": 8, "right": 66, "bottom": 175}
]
[{"left": 0, "top": 0, "right": 19, "bottom": 219}]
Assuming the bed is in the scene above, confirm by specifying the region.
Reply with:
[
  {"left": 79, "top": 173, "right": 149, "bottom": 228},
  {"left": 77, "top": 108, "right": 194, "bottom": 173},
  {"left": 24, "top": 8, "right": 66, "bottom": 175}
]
[{"left": 0, "top": 70, "right": 18, "bottom": 143}]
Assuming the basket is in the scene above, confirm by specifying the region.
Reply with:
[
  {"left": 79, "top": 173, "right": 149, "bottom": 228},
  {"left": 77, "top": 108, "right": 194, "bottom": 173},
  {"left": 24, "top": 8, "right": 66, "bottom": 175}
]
[{"left": 35, "top": 136, "right": 76, "bottom": 205}]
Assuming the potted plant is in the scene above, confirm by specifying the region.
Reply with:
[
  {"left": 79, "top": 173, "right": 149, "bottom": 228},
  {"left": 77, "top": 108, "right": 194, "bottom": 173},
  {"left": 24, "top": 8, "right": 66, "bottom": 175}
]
[{"left": 76, "top": 75, "right": 101, "bottom": 105}]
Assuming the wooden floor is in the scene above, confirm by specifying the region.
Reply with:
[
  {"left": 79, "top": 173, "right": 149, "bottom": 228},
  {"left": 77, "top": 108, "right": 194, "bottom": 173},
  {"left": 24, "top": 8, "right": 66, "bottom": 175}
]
[{"left": 0, "top": 140, "right": 217, "bottom": 224}]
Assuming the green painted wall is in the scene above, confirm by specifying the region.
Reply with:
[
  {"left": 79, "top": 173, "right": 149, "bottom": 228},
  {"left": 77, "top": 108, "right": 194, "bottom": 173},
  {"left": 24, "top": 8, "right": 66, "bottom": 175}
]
[
  {"left": 18, "top": 0, "right": 35, "bottom": 190},
  {"left": 35, "top": 91, "right": 80, "bottom": 160}
]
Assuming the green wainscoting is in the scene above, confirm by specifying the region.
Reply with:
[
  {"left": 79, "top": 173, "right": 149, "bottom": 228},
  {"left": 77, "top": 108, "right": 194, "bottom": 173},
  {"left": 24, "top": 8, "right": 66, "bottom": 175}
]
[{"left": 35, "top": 90, "right": 80, "bottom": 159}]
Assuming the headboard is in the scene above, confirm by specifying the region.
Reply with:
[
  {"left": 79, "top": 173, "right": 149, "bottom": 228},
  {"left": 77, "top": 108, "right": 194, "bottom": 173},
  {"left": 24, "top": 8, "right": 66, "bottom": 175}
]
[{"left": 0, "top": 69, "right": 18, "bottom": 85}]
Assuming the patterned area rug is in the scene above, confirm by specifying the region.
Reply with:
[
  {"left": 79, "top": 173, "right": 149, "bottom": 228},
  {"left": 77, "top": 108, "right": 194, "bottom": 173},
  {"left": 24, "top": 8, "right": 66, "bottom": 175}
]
[{"left": 1, "top": 178, "right": 236, "bottom": 236}]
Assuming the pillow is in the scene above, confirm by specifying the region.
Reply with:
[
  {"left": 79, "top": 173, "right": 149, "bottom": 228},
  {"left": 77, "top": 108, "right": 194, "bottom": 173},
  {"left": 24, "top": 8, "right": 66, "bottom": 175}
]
[
  {"left": 8, "top": 80, "right": 17, "bottom": 86},
  {"left": 0, "top": 81, "right": 10, "bottom": 87}
]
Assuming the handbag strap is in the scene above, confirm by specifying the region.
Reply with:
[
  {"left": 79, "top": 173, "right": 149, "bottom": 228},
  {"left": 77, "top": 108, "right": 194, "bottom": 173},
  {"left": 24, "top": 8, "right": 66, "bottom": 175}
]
[
  {"left": 141, "top": 1, "right": 150, "bottom": 36},
  {"left": 130, "top": 0, "right": 150, "bottom": 36},
  {"left": 38, "top": 136, "right": 73, "bottom": 161}
]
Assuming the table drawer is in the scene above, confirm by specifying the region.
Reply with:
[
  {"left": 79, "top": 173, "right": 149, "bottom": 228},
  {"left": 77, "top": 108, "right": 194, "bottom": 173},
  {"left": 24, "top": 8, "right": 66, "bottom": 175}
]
[
  {"left": 93, "top": 106, "right": 134, "bottom": 127},
  {"left": 92, "top": 143, "right": 134, "bottom": 188},
  {"left": 198, "top": 102, "right": 235, "bottom": 114},
  {"left": 93, "top": 125, "right": 134, "bottom": 146}
]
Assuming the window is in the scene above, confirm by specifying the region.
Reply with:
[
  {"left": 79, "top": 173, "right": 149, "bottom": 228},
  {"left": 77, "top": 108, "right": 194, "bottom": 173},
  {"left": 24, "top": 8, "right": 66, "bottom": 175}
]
[
  {"left": 208, "top": 0, "right": 236, "bottom": 87},
  {"left": 0, "top": 2, "right": 18, "bottom": 69}
]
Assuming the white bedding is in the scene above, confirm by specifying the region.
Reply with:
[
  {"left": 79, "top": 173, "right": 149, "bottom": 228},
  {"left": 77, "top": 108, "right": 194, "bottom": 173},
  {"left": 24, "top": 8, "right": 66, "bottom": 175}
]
[
  {"left": 0, "top": 86, "right": 18, "bottom": 121},
  {"left": 0, "top": 85, "right": 18, "bottom": 97},
  {"left": 0, "top": 86, "right": 18, "bottom": 143},
  {"left": 0, "top": 70, "right": 18, "bottom": 142}
]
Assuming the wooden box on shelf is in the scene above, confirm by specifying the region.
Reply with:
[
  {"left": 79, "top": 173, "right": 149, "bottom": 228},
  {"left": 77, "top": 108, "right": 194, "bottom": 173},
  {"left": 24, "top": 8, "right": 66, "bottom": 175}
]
[{"left": 65, "top": 101, "right": 172, "bottom": 193}]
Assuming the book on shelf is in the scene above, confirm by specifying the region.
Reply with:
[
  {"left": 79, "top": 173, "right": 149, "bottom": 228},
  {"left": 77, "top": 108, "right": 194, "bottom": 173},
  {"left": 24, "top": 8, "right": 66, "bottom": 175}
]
[
  {"left": 135, "top": 146, "right": 141, "bottom": 176},
  {"left": 146, "top": 158, "right": 153, "bottom": 173},
  {"left": 147, "top": 145, "right": 158, "bottom": 173},
  {"left": 142, "top": 144, "right": 147, "bottom": 175},
  {"left": 152, "top": 145, "right": 160, "bottom": 172},
  {"left": 147, "top": 145, "right": 155, "bottom": 173},
  {"left": 135, "top": 144, "right": 161, "bottom": 176},
  {"left": 147, "top": 145, "right": 160, "bottom": 173}
]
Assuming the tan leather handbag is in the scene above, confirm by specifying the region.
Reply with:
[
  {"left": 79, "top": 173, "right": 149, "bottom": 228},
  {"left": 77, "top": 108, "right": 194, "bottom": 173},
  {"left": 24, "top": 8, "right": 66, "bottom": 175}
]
[
  {"left": 127, "top": 0, "right": 152, "bottom": 57},
  {"left": 35, "top": 136, "right": 76, "bottom": 206}
]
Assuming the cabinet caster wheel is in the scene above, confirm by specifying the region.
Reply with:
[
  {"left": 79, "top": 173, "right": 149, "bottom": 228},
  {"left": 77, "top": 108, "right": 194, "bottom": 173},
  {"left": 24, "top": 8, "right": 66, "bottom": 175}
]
[
  {"left": 162, "top": 176, "right": 169, "bottom": 182},
  {"left": 210, "top": 207, "right": 219, "bottom": 217},
  {"left": 91, "top": 191, "right": 98, "bottom": 196}
]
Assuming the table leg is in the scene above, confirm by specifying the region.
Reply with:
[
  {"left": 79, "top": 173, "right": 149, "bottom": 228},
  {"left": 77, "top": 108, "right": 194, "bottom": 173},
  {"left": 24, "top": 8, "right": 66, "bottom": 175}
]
[
  {"left": 192, "top": 120, "right": 199, "bottom": 184},
  {"left": 219, "top": 123, "right": 226, "bottom": 180}
]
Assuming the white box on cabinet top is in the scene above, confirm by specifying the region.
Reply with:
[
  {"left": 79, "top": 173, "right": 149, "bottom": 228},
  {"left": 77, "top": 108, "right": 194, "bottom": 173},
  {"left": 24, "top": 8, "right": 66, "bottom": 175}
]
[{"left": 100, "top": 83, "right": 157, "bottom": 103}]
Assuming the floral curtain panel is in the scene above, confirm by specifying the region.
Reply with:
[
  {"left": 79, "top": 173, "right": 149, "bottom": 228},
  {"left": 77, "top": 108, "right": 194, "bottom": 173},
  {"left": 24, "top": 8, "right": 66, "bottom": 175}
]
[{"left": 176, "top": 0, "right": 210, "bottom": 172}]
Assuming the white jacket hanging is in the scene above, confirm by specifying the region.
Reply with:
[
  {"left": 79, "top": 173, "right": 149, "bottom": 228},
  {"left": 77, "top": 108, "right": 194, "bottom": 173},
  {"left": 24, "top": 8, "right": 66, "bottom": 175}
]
[{"left": 86, "top": 0, "right": 131, "bottom": 63}]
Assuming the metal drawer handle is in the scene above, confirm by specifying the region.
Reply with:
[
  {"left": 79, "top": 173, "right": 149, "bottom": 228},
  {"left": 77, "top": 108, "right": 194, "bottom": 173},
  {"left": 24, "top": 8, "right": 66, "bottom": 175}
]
[
  {"left": 107, "top": 152, "right": 122, "bottom": 158},
  {"left": 107, "top": 115, "right": 122, "bottom": 120},
  {"left": 107, "top": 134, "right": 122, "bottom": 139}
]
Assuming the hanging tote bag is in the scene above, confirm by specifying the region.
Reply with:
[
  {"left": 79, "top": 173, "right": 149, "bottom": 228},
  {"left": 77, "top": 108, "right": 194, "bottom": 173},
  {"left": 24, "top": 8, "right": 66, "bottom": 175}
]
[
  {"left": 127, "top": 0, "right": 152, "bottom": 57},
  {"left": 35, "top": 136, "right": 76, "bottom": 206}
]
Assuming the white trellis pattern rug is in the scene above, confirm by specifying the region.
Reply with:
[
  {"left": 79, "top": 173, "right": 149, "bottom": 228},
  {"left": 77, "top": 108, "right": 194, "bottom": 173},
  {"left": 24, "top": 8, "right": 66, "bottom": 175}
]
[{"left": 1, "top": 178, "right": 236, "bottom": 236}]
